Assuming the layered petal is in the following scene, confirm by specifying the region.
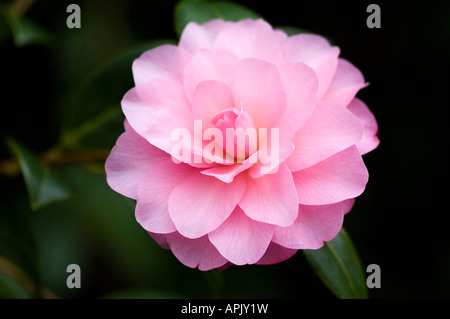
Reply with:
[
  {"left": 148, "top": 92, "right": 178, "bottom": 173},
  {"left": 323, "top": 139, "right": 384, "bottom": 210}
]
[
  {"left": 132, "top": 44, "right": 192, "bottom": 86},
  {"left": 277, "top": 62, "right": 318, "bottom": 131},
  {"left": 168, "top": 171, "right": 246, "bottom": 238},
  {"left": 239, "top": 163, "right": 298, "bottom": 227},
  {"left": 272, "top": 202, "right": 345, "bottom": 249},
  {"left": 322, "top": 58, "right": 368, "bottom": 107},
  {"left": 136, "top": 161, "right": 194, "bottom": 234},
  {"left": 231, "top": 58, "right": 287, "bottom": 129},
  {"left": 105, "top": 120, "right": 168, "bottom": 199},
  {"left": 292, "top": 146, "right": 369, "bottom": 205},
  {"left": 166, "top": 232, "right": 228, "bottom": 271},
  {"left": 208, "top": 207, "right": 274, "bottom": 265},
  {"left": 347, "top": 98, "right": 380, "bottom": 155},
  {"left": 191, "top": 80, "right": 235, "bottom": 127},
  {"left": 122, "top": 79, "right": 194, "bottom": 159},
  {"left": 256, "top": 242, "right": 298, "bottom": 265},
  {"left": 286, "top": 101, "right": 363, "bottom": 171},
  {"left": 281, "top": 33, "right": 340, "bottom": 98},
  {"left": 179, "top": 20, "right": 232, "bottom": 53},
  {"left": 213, "top": 18, "right": 283, "bottom": 62},
  {"left": 183, "top": 50, "right": 239, "bottom": 102}
]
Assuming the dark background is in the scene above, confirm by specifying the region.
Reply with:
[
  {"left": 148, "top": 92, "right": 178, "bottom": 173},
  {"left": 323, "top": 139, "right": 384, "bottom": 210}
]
[{"left": 0, "top": 0, "right": 448, "bottom": 299}]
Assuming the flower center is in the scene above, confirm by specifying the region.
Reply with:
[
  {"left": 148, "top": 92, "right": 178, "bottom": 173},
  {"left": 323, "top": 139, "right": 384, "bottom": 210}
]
[{"left": 210, "top": 107, "right": 257, "bottom": 162}]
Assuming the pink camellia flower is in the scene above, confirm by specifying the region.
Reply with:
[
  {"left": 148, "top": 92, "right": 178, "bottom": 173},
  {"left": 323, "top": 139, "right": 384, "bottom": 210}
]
[{"left": 105, "top": 18, "right": 379, "bottom": 270}]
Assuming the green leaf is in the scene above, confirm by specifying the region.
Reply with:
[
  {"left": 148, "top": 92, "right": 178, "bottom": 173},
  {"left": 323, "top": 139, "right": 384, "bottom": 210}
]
[
  {"left": 0, "top": 4, "right": 55, "bottom": 47},
  {"left": 6, "top": 138, "right": 75, "bottom": 210},
  {"left": 276, "top": 26, "right": 313, "bottom": 36},
  {"left": 174, "top": 0, "right": 261, "bottom": 37},
  {"left": 303, "top": 228, "right": 368, "bottom": 299},
  {"left": 60, "top": 40, "right": 174, "bottom": 151}
]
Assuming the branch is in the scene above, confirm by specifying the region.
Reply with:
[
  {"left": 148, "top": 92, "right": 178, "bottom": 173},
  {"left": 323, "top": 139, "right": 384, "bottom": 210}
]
[{"left": 0, "top": 149, "right": 110, "bottom": 176}]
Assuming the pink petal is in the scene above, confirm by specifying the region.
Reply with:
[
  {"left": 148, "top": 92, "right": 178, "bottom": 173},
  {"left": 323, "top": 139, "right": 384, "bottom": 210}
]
[
  {"left": 105, "top": 120, "right": 168, "bottom": 199},
  {"left": 231, "top": 58, "right": 287, "bottom": 129},
  {"left": 166, "top": 232, "right": 228, "bottom": 271},
  {"left": 278, "top": 62, "right": 318, "bottom": 131},
  {"left": 168, "top": 172, "right": 246, "bottom": 239},
  {"left": 322, "top": 58, "right": 368, "bottom": 107},
  {"left": 292, "top": 146, "right": 369, "bottom": 205},
  {"left": 342, "top": 198, "right": 355, "bottom": 215},
  {"left": 347, "top": 98, "right": 380, "bottom": 155},
  {"left": 272, "top": 202, "right": 345, "bottom": 249},
  {"left": 213, "top": 18, "right": 283, "bottom": 63},
  {"left": 286, "top": 101, "right": 363, "bottom": 171},
  {"left": 132, "top": 44, "right": 192, "bottom": 86},
  {"left": 122, "top": 79, "right": 193, "bottom": 157},
  {"left": 256, "top": 242, "right": 297, "bottom": 265},
  {"left": 135, "top": 161, "right": 195, "bottom": 234},
  {"left": 208, "top": 207, "right": 274, "bottom": 265},
  {"left": 183, "top": 50, "right": 239, "bottom": 102},
  {"left": 179, "top": 20, "right": 232, "bottom": 53},
  {"left": 281, "top": 34, "right": 340, "bottom": 98},
  {"left": 239, "top": 163, "right": 298, "bottom": 227},
  {"left": 148, "top": 232, "right": 170, "bottom": 249}
]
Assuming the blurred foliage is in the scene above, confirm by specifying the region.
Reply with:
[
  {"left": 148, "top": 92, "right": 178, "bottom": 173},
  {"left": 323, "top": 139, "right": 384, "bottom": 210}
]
[{"left": 0, "top": 0, "right": 448, "bottom": 299}]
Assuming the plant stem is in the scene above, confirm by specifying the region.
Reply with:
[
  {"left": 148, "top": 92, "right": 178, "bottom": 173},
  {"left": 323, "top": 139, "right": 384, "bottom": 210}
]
[{"left": 0, "top": 149, "right": 110, "bottom": 176}]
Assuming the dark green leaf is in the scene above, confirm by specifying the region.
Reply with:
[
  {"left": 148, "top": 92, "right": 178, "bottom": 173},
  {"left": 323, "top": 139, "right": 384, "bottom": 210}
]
[
  {"left": 59, "top": 40, "right": 174, "bottom": 151},
  {"left": 6, "top": 138, "right": 75, "bottom": 210},
  {"left": 276, "top": 26, "right": 313, "bottom": 36},
  {"left": 174, "top": 0, "right": 261, "bottom": 37},
  {"left": 0, "top": 4, "right": 54, "bottom": 47},
  {"left": 0, "top": 271, "right": 33, "bottom": 298},
  {"left": 303, "top": 228, "right": 368, "bottom": 299}
]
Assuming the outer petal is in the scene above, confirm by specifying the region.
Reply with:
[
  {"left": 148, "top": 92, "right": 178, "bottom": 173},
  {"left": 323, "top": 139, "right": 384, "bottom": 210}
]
[
  {"left": 231, "top": 58, "right": 287, "bottom": 129},
  {"left": 322, "top": 58, "right": 368, "bottom": 107},
  {"left": 148, "top": 232, "right": 170, "bottom": 249},
  {"left": 278, "top": 62, "right": 318, "bottom": 131},
  {"left": 347, "top": 98, "right": 380, "bottom": 155},
  {"left": 208, "top": 207, "right": 274, "bottom": 265},
  {"left": 239, "top": 163, "right": 298, "bottom": 227},
  {"left": 179, "top": 20, "right": 232, "bottom": 53},
  {"left": 292, "top": 146, "right": 369, "bottom": 205},
  {"left": 122, "top": 79, "right": 194, "bottom": 157},
  {"left": 213, "top": 18, "right": 283, "bottom": 63},
  {"left": 105, "top": 120, "right": 168, "bottom": 199},
  {"left": 168, "top": 172, "right": 246, "bottom": 239},
  {"left": 132, "top": 44, "right": 192, "bottom": 86},
  {"left": 281, "top": 34, "right": 340, "bottom": 98},
  {"left": 286, "top": 101, "right": 363, "bottom": 172},
  {"left": 166, "top": 232, "right": 228, "bottom": 271},
  {"left": 272, "top": 202, "right": 345, "bottom": 249},
  {"left": 256, "top": 242, "right": 297, "bottom": 265},
  {"left": 135, "top": 161, "right": 195, "bottom": 234}
]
